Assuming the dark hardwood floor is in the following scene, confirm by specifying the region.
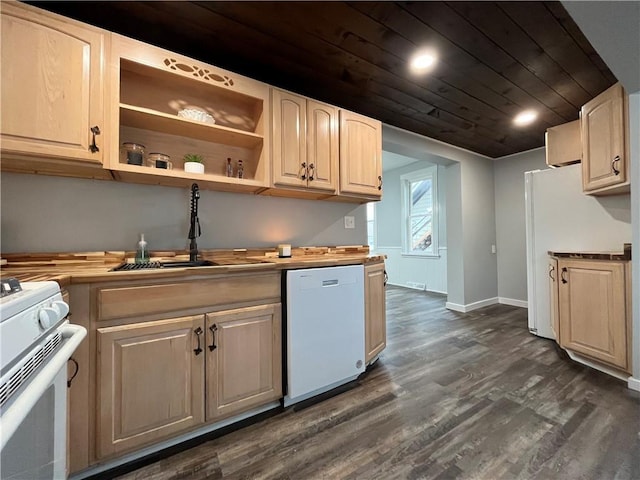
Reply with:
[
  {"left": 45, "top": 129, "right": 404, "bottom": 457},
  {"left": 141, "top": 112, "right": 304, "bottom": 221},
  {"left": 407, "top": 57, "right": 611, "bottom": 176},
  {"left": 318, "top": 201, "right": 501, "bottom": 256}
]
[{"left": 117, "top": 286, "right": 639, "bottom": 480}]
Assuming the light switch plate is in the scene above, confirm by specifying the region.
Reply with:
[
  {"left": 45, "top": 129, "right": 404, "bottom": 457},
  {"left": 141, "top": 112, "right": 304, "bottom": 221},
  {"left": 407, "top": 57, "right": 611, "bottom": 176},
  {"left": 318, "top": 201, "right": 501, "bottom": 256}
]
[{"left": 344, "top": 216, "right": 355, "bottom": 229}]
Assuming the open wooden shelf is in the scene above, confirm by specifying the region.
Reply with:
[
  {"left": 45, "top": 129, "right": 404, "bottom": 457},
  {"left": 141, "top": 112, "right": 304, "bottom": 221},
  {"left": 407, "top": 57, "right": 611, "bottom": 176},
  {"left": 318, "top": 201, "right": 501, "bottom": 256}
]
[{"left": 119, "top": 104, "right": 263, "bottom": 149}]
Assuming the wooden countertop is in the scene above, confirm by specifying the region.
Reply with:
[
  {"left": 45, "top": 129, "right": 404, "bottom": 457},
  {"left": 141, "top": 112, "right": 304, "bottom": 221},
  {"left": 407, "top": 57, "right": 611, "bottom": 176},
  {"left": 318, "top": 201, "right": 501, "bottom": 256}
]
[
  {"left": 0, "top": 246, "right": 385, "bottom": 286},
  {"left": 549, "top": 243, "right": 631, "bottom": 261}
]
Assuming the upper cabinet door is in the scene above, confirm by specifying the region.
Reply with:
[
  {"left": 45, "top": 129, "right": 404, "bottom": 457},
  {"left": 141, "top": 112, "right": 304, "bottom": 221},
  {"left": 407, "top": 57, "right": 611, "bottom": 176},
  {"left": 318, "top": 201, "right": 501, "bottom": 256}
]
[
  {"left": 0, "top": 3, "right": 105, "bottom": 163},
  {"left": 581, "top": 83, "right": 629, "bottom": 194},
  {"left": 545, "top": 120, "right": 581, "bottom": 167},
  {"left": 306, "top": 100, "right": 338, "bottom": 193},
  {"left": 339, "top": 110, "right": 382, "bottom": 198},
  {"left": 272, "top": 89, "right": 307, "bottom": 188}
]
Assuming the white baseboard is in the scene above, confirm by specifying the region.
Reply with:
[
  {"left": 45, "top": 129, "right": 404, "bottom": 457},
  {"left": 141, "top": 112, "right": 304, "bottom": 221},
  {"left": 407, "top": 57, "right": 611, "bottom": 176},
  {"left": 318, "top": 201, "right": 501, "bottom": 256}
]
[
  {"left": 498, "top": 297, "right": 528, "bottom": 308},
  {"left": 388, "top": 282, "right": 447, "bottom": 295},
  {"left": 446, "top": 297, "right": 499, "bottom": 313},
  {"left": 628, "top": 377, "right": 640, "bottom": 392}
]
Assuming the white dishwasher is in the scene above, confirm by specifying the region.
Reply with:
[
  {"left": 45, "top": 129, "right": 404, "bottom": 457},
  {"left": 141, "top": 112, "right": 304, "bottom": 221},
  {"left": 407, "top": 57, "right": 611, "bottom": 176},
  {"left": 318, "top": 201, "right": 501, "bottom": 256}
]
[{"left": 284, "top": 265, "right": 365, "bottom": 407}]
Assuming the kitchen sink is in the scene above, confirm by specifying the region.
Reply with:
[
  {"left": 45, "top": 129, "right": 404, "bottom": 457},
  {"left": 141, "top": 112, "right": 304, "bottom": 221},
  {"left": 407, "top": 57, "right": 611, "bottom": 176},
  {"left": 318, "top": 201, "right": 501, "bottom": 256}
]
[{"left": 110, "top": 260, "right": 216, "bottom": 271}]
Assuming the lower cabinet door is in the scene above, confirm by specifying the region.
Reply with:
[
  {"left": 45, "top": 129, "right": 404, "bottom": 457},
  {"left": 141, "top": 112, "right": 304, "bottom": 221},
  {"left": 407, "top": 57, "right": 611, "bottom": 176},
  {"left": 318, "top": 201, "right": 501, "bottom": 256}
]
[
  {"left": 206, "top": 304, "right": 282, "bottom": 421},
  {"left": 365, "top": 262, "right": 386, "bottom": 363},
  {"left": 558, "top": 259, "right": 628, "bottom": 370},
  {"left": 96, "top": 315, "right": 205, "bottom": 458}
]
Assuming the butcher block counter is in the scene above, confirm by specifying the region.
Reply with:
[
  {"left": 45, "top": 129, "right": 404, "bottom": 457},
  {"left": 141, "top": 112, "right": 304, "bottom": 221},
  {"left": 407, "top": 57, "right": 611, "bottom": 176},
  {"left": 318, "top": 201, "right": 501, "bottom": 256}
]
[{"left": 0, "top": 245, "right": 384, "bottom": 285}]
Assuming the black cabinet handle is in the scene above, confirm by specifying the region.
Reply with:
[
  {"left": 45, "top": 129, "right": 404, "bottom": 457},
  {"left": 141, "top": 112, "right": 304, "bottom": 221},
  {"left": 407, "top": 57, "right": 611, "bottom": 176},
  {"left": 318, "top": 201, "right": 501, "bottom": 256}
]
[
  {"left": 561, "top": 267, "right": 568, "bottom": 284},
  {"left": 548, "top": 265, "right": 555, "bottom": 281},
  {"left": 378, "top": 175, "right": 382, "bottom": 190},
  {"left": 208, "top": 324, "right": 218, "bottom": 351},
  {"left": 194, "top": 327, "right": 203, "bottom": 355},
  {"left": 612, "top": 155, "right": 621, "bottom": 175},
  {"left": 89, "top": 126, "right": 100, "bottom": 153},
  {"left": 300, "top": 162, "right": 307, "bottom": 180},
  {"left": 308, "top": 163, "right": 315, "bottom": 181},
  {"left": 67, "top": 357, "right": 79, "bottom": 388},
  {"left": 383, "top": 269, "right": 388, "bottom": 286}
]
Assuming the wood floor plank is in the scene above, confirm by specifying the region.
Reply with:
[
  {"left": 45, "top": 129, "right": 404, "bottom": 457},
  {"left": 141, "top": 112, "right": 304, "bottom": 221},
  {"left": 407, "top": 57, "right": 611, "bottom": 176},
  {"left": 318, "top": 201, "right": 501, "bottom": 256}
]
[{"left": 115, "top": 286, "right": 640, "bottom": 480}]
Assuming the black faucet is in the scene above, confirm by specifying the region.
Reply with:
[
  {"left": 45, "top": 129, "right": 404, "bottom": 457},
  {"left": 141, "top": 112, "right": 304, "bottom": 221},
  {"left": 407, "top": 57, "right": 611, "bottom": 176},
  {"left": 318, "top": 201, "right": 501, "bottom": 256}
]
[{"left": 188, "top": 183, "right": 201, "bottom": 261}]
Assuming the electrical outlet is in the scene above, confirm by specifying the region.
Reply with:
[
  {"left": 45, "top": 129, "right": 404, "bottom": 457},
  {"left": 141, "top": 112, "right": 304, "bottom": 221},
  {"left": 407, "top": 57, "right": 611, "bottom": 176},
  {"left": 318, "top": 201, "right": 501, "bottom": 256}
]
[
  {"left": 491, "top": 244, "right": 497, "bottom": 254},
  {"left": 344, "top": 216, "right": 355, "bottom": 229}
]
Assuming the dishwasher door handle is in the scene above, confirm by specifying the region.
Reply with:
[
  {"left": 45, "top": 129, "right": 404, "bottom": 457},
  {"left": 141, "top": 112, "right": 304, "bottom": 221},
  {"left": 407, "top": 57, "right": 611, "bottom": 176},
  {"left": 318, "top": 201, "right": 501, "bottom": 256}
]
[{"left": 322, "top": 279, "right": 339, "bottom": 287}]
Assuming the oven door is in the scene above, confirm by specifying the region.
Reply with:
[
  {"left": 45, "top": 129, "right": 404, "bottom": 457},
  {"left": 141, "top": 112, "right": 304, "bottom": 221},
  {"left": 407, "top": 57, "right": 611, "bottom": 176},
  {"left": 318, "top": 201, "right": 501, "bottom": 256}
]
[{"left": 0, "top": 324, "right": 86, "bottom": 480}]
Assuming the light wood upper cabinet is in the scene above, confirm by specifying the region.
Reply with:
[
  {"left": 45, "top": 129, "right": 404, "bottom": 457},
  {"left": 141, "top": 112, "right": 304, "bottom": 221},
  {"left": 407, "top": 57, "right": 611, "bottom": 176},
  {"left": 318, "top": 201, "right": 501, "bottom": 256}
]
[
  {"left": 0, "top": 2, "right": 106, "bottom": 167},
  {"left": 205, "top": 304, "right": 282, "bottom": 421},
  {"left": 365, "top": 262, "right": 386, "bottom": 363},
  {"left": 108, "top": 34, "right": 271, "bottom": 193},
  {"left": 557, "top": 258, "right": 630, "bottom": 372},
  {"left": 581, "top": 83, "right": 629, "bottom": 195},
  {"left": 96, "top": 315, "right": 205, "bottom": 459},
  {"left": 339, "top": 110, "right": 382, "bottom": 199},
  {"left": 271, "top": 89, "right": 338, "bottom": 193},
  {"left": 545, "top": 120, "right": 581, "bottom": 167}
]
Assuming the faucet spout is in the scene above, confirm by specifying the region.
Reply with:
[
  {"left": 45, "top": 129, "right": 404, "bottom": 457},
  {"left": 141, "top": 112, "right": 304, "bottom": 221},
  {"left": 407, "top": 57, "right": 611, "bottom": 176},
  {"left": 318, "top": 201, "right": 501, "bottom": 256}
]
[{"left": 188, "top": 183, "right": 201, "bottom": 261}]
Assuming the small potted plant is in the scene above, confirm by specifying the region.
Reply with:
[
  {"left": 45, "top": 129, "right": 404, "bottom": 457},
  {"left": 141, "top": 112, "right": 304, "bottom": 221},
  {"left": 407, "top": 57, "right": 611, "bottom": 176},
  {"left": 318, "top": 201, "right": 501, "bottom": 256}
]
[{"left": 183, "top": 153, "right": 205, "bottom": 174}]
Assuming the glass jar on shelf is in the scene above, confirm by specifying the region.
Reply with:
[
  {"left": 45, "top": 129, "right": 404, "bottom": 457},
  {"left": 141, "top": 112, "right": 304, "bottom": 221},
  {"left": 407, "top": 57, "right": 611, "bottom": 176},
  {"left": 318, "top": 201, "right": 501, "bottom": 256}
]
[
  {"left": 121, "top": 142, "right": 145, "bottom": 165},
  {"left": 147, "top": 152, "right": 172, "bottom": 170}
]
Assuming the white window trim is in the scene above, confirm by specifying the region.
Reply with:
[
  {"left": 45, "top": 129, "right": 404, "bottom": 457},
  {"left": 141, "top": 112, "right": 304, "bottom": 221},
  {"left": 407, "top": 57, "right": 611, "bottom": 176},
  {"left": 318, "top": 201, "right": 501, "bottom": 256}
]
[{"left": 401, "top": 165, "right": 439, "bottom": 258}]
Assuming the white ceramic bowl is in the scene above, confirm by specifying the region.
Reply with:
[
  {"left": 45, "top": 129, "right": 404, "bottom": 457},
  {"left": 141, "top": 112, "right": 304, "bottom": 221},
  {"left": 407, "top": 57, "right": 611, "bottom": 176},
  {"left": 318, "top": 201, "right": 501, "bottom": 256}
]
[{"left": 178, "top": 108, "right": 215, "bottom": 125}]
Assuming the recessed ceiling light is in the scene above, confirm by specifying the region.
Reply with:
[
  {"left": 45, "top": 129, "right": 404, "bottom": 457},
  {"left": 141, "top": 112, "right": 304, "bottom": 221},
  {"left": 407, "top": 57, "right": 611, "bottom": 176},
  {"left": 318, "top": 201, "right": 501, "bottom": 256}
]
[
  {"left": 409, "top": 51, "right": 437, "bottom": 73},
  {"left": 513, "top": 110, "right": 537, "bottom": 126}
]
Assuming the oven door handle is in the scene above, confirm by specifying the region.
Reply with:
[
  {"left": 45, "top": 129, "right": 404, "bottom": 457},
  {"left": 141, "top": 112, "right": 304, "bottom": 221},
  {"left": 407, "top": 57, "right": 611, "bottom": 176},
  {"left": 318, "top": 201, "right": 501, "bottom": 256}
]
[{"left": 0, "top": 323, "right": 87, "bottom": 450}]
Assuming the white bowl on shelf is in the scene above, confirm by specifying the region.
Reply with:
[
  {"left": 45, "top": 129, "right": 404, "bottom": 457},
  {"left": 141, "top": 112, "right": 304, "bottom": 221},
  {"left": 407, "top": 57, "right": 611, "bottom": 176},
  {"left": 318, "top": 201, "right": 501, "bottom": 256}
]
[{"left": 178, "top": 108, "right": 215, "bottom": 125}]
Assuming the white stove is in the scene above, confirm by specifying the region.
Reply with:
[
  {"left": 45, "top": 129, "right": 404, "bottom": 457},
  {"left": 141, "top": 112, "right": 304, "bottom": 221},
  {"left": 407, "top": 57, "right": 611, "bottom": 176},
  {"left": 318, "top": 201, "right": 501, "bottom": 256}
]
[{"left": 0, "top": 279, "right": 86, "bottom": 479}]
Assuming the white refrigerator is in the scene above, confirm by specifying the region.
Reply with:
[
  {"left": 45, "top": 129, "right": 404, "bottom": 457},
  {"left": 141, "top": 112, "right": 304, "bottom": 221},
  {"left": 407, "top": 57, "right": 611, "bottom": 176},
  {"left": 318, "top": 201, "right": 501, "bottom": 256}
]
[{"left": 525, "top": 164, "right": 632, "bottom": 339}]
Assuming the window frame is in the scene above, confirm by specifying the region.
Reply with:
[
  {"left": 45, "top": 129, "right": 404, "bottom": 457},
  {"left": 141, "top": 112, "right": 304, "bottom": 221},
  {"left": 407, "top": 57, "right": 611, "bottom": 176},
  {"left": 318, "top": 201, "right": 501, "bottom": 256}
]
[
  {"left": 401, "top": 165, "right": 439, "bottom": 258},
  {"left": 366, "top": 202, "right": 376, "bottom": 252}
]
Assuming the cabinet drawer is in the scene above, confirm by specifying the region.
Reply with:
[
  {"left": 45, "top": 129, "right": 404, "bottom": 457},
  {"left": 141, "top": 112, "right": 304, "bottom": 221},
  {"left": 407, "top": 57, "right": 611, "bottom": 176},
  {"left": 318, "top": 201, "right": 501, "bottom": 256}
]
[{"left": 96, "top": 273, "right": 280, "bottom": 321}]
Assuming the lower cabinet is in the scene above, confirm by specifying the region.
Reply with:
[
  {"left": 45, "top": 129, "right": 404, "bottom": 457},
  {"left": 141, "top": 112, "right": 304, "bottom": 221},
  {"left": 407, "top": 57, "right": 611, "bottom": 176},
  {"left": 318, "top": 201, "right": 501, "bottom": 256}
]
[
  {"left": 96, "top": 315, "right": 205, "bottom": 458},
  {"left": 94, "top": 302, "right": 282, "bottom": 461},
  {"left": 364, "top": 262, "right": 386, "bottom": 363},
  {"left": 550, "top": 257, "right": 630, "bottom": 372},
  {"left": 206, "top": 304, "right": 282, "bottom": 420}
]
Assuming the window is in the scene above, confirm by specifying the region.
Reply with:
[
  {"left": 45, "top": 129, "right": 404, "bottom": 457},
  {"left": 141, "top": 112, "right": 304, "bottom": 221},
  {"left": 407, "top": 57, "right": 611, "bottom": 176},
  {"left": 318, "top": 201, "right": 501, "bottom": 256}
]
[
  {"left": 401, "top": 166, "right": 438, "bottom": 256},
  {"left": 366, "top": 202, "right": 376, "bottom": 251}
]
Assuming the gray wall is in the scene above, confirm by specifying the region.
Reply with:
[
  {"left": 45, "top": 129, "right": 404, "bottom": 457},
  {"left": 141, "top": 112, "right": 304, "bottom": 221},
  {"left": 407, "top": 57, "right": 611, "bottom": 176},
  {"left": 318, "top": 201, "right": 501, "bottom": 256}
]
[
  {"left": 460, "top": 155, "right": 498, "bottom": 306},
  {"left": 493, "top": 148, "right": 548, "bottom": 303},
  {"left": 384, "top": 124, "right": 498, "bottom": 307},
  {"left": 375, "top": 153, "right": 448, "bottom": 293},
  {"left": 0, "top": 173, "right": 366, "bottom": 253}
]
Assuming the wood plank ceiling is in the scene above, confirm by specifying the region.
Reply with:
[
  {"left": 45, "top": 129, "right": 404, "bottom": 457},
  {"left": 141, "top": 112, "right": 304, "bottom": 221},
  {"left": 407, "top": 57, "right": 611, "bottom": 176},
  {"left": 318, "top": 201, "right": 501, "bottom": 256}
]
[{"left": 31, "top": 1, "right": 618, "bottom": 158}]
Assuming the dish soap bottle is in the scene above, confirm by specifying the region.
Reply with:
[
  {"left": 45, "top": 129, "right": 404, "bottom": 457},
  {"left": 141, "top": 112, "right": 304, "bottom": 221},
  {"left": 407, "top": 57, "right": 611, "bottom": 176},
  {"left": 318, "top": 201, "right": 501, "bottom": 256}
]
[{"left": 135, "top": 234, "right": 150, "bottom": 264}]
